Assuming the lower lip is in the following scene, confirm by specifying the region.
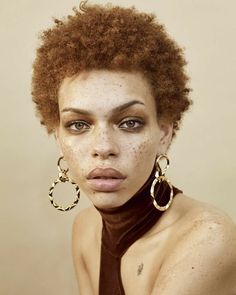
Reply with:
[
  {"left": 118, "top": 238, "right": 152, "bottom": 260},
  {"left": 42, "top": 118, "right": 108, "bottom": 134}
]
[{"left": 87, "top": 178, "right": 125, "bottom": 192}]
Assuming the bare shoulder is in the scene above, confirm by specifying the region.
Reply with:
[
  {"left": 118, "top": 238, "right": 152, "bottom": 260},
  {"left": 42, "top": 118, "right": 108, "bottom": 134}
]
[
  {"left": 72, "top": 206, "right": 101, "bottom": 295},
  {"left": 177, "top": 193, "right": 236, "bottom": 240},
  {"left": 152, "top": 194, "right": 236, "bottom": 294},
  {"left": 72, "top": 205, "right": 101, "bottom": 250},
  {"left": 173, "top": 193, "right": 236, "bottom": 262},
  {"left": 73, "top": 205, "right": 101, "bottom": 231}
]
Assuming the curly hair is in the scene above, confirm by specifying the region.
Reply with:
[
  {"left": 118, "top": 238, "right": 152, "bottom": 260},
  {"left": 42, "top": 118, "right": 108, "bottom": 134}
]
[{"left": 32, "top": 3, "right": 192, "bottom": 136}]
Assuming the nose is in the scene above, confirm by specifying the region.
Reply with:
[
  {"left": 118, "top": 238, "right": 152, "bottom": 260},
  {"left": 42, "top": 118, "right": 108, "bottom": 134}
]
[{"left": 91, "top": 126, "right": 119, "bottom": 159}]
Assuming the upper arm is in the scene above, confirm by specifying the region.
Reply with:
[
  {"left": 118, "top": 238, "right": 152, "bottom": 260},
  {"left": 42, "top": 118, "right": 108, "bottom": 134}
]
[
  {"left": 72, "top": 209, "right": 94, "bottom": 295},
  {"left": 151, "top": 212, "right": 236, "bottom": 295}
]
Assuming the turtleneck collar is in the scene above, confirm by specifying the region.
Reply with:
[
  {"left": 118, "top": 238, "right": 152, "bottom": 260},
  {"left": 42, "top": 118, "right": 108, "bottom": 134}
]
[{"left": 95, "top": 167, "right": 176, "bottom": 257}]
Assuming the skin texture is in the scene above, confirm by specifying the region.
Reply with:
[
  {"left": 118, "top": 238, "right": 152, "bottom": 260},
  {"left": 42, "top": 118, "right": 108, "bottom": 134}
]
[
  {"left": 56, "top": 69, "right": 172, "bottom": 208},
  {"left": 56, "top": 69, "right": 236, "bottom": 295},
  {"left": 72, "top": 194, "right": 236, "bottom": 295}
]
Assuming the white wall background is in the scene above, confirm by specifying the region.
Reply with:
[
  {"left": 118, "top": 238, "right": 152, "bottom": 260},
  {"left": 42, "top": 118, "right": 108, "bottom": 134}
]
[{"left": 0, "top": 0, "right": 235, "bottom": 294}]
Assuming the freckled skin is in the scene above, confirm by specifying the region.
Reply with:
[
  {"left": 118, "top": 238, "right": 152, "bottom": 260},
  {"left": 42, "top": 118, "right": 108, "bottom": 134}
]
[
  {"left": 56, "top": 69, "right": 172, "bottom": 209},
  {"left": 56, "top": 69, "right": 236, "bottom": 295}
]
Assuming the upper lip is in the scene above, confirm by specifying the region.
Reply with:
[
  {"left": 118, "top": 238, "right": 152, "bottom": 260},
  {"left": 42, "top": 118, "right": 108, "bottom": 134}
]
[{"left": 87, "top": 168, "right": 126, "bottom": 179}]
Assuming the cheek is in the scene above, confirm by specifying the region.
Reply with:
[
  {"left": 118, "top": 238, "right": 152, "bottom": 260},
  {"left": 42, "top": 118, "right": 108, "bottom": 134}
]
[
  {"left": 123, "top": 138, "right": 158, "bottom": 188},
  {"left": 125, "top": 138, "right": 158, "bottom": 166},
  {"left": 59, "top": 138, "right": 75, "bottom": 160},
  {"left": 58, "top": 138, "right": 85, "bottom": 175},
  {"left": 128, "top": 125, "right": 161, "bottom": 161}
]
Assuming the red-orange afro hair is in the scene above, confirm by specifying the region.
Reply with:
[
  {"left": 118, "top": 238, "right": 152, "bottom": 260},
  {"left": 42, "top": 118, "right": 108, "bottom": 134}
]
[{"left": 32, "top": 3, "right": 192, "bottom": 136}]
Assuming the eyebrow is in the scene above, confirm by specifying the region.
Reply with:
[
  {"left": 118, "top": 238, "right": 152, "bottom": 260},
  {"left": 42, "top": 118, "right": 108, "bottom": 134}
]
[{"left": 61, "top": 100, "right": 145, "bottom": 116}]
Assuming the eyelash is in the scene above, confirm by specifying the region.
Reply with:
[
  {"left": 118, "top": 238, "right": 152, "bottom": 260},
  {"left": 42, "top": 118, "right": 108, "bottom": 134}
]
[
  {"left": 119, "top": 119, "right": 144, "bottom": 130},
  {"left": 64, "top": 118, "right": 144, "bottom": 133},
  {"left": 65, "top": 120, "right": 90, "bottom": 132}
]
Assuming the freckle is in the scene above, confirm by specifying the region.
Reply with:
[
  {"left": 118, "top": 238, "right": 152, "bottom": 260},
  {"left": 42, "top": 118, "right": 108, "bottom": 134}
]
[{"left": 192, "top": 266, "right": 195, "bottom": 269}]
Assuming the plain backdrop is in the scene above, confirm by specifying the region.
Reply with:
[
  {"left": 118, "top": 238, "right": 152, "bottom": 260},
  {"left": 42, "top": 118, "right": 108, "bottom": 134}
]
[{"left": 0, "top": 0, "right": 235, "bottom": 294}]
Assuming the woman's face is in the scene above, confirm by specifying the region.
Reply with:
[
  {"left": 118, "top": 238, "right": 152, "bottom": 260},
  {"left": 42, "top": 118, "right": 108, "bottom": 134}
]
[{"left": 56, "top": 70, "right": 172, "bottom": 209}]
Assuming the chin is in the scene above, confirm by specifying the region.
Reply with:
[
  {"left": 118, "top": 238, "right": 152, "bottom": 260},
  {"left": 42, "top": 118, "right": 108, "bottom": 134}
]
[{"left": 89, "top": 191, "right": 129, "bottom": 209}]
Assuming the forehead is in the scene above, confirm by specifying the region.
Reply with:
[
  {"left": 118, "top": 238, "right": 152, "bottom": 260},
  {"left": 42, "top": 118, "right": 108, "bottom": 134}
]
[{"left": 58, "top": 70, "right": 156, "bottom": 113}]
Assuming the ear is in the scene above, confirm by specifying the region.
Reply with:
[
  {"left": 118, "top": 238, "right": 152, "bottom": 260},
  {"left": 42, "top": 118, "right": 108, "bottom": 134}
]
[
  {"left": 158, "top": 121, "right": 173, "bottom": 154},
  {"left": 54, "top": 128, "right": 64, "bottom": 157}
]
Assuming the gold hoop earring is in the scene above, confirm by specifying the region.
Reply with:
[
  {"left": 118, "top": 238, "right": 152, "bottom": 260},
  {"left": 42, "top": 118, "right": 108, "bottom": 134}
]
[
  {"left": 150, "top": 154, "right": 174, "bottom": 211},
  {"left": 48, "top": 157, "right": 80, "bottom": 212}
]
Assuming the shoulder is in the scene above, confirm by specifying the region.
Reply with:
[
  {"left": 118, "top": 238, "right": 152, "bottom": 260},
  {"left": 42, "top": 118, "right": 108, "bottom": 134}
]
[
  {"left": 72, "top": 205, "right": 102, "bottom": 254},
  {"left": 72, "top": 205, "right": 101, "bottom": 238},
  {"left": 153, "top": 194, "right": 236, "bottom": 294},
  {"left": 174, "top": 194, "right": 236, "bottom": 262},
  {"left": 72, "top": 207, "right": 101, "bottom": 294},
  {"left": 72, "top": 205, "right": 101, "bottom": 231},
  {"left": 179, "top": 194, "right": 236, "bottom": 240},
  {"left": 171, "top": 192, "right": 236, "bottom": 235}
]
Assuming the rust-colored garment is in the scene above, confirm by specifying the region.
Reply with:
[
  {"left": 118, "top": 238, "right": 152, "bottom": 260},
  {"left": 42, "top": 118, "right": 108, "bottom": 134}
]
[{"left": 95, "top": 169, "right": 181, "bottom": 295}]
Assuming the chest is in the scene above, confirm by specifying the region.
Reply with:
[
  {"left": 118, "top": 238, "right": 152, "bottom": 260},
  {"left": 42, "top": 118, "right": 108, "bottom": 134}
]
[
  {"left": 84, "top": 228, "right": 173, "bottom": 295},
  {"left": 121, "top": 230, "right": 172, "bottom": 295}
]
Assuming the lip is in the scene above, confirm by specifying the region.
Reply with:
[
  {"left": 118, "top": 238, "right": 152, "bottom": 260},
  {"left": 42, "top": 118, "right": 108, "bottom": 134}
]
[
  {"left": 87, "top": 168, "right": 126, "bottom": 192},
  {"left": 87, "top": 168, "right": 126, "bottom": 180}
]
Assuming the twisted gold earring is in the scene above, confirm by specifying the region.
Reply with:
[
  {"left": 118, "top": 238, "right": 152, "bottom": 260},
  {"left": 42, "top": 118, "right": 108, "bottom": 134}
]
[
  {"left": 150, "top": 154, "right": 174, "bottom": 211},
  {"left": 48, "top": 157, "right": 80, "bottom": 212}
]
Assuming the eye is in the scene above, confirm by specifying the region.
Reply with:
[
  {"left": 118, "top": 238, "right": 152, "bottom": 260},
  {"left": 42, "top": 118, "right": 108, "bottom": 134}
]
[
  {"left": 65, "top": 120, "right": 90, "bottom": 132},
  {"left": 119, "top": 118, "right": 144, "bottom": 130}
]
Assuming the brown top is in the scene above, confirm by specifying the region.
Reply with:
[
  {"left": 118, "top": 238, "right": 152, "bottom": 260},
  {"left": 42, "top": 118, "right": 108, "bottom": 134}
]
[{"left": 95, "top": 168, "right": 181, "bottom": 295}]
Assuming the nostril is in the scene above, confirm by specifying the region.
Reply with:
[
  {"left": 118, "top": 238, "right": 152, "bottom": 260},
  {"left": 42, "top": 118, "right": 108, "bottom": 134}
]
[{"left": 92, "top": 151, "right": 118, "bottom": 159}]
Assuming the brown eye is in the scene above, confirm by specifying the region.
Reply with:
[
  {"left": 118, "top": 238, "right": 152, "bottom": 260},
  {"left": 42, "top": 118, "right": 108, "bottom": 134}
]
[
  {"left": 66, "top": 120, "right": 90, "bottom": 132},
  {"left": 126, "top": 120, "right": 136, "bottom": 128},
  {"left": 74, "top": 122, "right": 88, "bottom": 130},
  {"left": 119, "top": 119, "right": 144, "bottom": 130}
]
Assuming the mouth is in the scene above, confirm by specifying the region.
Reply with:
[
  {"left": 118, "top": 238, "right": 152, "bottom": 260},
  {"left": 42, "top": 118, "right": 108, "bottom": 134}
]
[
  {"left": 92, "top": 176, "right": 120, "bottom": 179},
  {"left": 87, "top": 168, "right": 126, "bottom": 192}
]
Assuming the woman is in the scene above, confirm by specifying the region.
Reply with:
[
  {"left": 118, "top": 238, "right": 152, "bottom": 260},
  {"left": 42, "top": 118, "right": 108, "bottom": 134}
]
[{"left": 32, "top": 1, "right": 236, "bottom": 294}]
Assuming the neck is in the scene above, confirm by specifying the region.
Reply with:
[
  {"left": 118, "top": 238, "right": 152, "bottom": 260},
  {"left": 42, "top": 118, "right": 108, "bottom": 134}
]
[{"left": 95, "top": 167, "right": 174, "bottom": 257}]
